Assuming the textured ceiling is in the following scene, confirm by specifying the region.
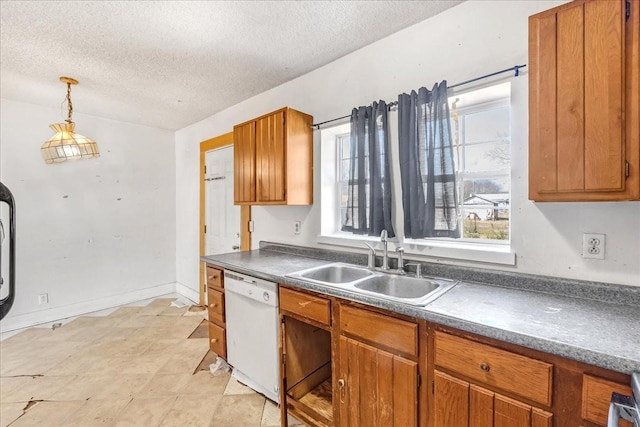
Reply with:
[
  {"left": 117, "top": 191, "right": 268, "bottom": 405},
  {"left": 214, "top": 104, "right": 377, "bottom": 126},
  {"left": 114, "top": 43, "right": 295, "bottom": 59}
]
[{"left": 0, "top": 1, "right": 462, "bottom": 130}]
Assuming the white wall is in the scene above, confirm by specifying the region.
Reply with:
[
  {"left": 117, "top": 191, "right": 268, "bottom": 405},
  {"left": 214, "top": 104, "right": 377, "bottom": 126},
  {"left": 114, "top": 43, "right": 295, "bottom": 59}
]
[
  {"left": 0, "top": 98, "right": 176, "bottom": 330},
  {"left": 176, "top": 0, "right": 640, "bottom": 290}
]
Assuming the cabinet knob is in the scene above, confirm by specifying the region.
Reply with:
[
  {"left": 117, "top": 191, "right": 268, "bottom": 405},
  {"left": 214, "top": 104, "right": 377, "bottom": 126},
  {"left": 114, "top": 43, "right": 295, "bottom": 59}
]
[
  {"left": 338, "top": 379, "right": 345, "bottom": 388},
  {"left": 480, "top": 362, "right": 490, "bottom": 372},
  {"left": 211, "top": 338, "right": 218, "bottom": 344},
  {"left": 209, "top": 303, "right": 216, "bottom": 308}
]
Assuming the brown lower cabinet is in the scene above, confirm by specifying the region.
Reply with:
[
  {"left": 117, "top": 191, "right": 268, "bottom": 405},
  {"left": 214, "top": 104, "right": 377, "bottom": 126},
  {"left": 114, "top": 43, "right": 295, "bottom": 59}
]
[
  {"left": 277, "top": 284, "right": 632, "bottom": 427},
  {"left": 205, "top": 265, "right": 226, "bottom": 359}
]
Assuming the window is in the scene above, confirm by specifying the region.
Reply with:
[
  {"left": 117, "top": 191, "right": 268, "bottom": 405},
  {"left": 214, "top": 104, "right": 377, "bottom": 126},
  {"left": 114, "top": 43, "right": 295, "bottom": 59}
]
[
  {"left": 451, "top": 83, "right": 511, "bottom": 242},
  {"left": 320, "top": 82, "right": 513, "bottom": 261},
  {"left": 337, "top": 133, "right": 357, "bottom": 231}
]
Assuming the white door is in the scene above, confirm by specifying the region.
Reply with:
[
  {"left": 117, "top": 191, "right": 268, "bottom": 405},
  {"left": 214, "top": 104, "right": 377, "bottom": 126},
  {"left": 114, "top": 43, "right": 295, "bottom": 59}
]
[{"left": 205, "top": 146, "right": 240, "bottom": 254}]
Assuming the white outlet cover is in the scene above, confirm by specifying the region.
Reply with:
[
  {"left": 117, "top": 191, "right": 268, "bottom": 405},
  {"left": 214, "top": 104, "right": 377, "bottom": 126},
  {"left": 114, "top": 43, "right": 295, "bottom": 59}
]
[{"left": 582, "top": 233, "right": 605, "bottom": 260}]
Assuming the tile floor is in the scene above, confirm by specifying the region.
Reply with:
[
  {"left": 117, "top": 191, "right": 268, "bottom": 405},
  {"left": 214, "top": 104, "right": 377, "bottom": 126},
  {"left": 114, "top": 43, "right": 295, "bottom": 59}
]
[{"left": 0, "top": 297, "right": 300, "bottom": 427}]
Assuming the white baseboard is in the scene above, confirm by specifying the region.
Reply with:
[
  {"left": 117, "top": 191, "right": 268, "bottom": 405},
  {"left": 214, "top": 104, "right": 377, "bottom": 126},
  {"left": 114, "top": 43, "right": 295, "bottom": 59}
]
[
  {"left": 175, "top": 282, "right": 200, "bottom": 305},
  {"left": 0, "top": 282, "right": 177, "bottom": 333}
]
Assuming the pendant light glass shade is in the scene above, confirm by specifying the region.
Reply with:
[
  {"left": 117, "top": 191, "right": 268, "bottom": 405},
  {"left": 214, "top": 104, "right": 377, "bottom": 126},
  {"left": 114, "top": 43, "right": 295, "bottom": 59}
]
[
  {"left": 41, "top": 77, "right": 100, "bottom": 164},
  {"left": 41, "top": 123, "right": 99, "bottom": 164}
]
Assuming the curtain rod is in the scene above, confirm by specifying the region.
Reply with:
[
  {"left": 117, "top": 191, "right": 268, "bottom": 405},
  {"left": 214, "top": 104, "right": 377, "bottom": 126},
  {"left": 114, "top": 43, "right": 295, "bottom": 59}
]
[{"left": 311, "top": 64, "right": 527, "bottom": 130}]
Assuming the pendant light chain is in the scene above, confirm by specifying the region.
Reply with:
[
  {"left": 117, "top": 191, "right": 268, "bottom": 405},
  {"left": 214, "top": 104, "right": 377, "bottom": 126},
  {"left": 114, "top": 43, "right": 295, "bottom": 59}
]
[{"left": 65, "top": 82, "right": 74, "bottom": 124}]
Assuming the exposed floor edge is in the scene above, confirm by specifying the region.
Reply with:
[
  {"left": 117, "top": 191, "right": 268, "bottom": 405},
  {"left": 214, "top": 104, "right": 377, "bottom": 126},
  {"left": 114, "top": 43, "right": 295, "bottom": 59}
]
[{"left": 0, "top": 282, "right": 178, "bottom": 336}]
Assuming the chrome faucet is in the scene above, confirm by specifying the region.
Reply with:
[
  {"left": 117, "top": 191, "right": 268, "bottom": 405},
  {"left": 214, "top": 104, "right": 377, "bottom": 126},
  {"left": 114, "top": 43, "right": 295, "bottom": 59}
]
[
  {"left": 380, "top": 230, "right": 390, "bottom": 270},
  {"left": 363, "top": 242, "right": 376, "bottom": 269}
]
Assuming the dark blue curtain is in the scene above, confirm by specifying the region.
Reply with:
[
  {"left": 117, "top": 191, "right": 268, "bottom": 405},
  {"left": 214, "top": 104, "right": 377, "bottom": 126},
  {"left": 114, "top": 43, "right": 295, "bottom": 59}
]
[
  {"left": 398, "top": 82, "right": 459, "bottom": 238},
  {"left": 342, "top": 101, "right": 395, "bottom": 237}
]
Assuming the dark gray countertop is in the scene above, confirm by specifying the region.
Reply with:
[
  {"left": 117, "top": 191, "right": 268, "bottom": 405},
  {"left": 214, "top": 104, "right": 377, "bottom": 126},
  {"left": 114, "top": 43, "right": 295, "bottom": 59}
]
[{"left": 201, "top": 244, "right": 640, "bottom": 375}]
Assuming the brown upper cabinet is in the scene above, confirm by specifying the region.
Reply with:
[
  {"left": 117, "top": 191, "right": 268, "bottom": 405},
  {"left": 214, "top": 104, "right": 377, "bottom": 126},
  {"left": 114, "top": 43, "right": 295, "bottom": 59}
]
[
  {"left": 233, "top": 107, "right": 314, "bottom": 205},
  {"left": 529, "top": 0, "right": 639, "bottom": 201}
]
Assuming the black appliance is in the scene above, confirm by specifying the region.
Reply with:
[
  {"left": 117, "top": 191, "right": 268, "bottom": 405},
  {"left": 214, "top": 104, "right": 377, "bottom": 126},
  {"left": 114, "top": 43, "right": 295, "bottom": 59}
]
[{"left": 0, "top": 181, "right": 16, "bottom": 320}]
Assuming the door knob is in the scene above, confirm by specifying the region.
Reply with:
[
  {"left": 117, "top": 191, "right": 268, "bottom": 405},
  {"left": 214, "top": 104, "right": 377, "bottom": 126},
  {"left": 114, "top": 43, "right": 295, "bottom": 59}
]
[{"left": 232, "top": 245, "right": 240, "bottom": 250}]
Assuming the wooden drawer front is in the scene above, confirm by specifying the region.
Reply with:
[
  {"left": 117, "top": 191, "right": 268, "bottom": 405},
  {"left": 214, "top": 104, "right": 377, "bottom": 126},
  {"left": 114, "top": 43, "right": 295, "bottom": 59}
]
[
  {"left": 582, "top": 374, "right": 632, "bottom": 427},
  {"left": 339, "top": 304, "right": 418, "bottom": 357},
  {"left": 206, "top": 266, "right": 223, "bottom": 289},
  {"left": 434, "top": 332, "right": 553, "bottom": 406},
  {"left": 279, "top": 287, "right": 331, "bottom": 326},
  {"left": 208, "top": 321, "right": 226, "bottom": 359},
  {"left": 207, "top": 287, "right": 225, "bottom": 325}
]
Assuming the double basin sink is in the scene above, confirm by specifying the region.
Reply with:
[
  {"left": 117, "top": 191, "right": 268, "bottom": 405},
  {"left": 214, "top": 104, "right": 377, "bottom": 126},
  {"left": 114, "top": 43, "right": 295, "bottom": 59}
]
[{"left": 286, "top": 263, "right": 457, "bottom": 306}]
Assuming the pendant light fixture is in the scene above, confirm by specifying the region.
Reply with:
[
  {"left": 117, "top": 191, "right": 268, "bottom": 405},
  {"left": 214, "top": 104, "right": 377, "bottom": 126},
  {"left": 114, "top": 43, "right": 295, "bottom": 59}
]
[{"left": 41, "top": 77, "right": 100, "bottom": 164}]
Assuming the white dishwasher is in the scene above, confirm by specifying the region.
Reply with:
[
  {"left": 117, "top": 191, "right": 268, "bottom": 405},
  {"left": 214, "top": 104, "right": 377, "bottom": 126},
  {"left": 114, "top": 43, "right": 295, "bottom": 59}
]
[{"left": 224, "top": 270, "right": 280, "bottom": 403}]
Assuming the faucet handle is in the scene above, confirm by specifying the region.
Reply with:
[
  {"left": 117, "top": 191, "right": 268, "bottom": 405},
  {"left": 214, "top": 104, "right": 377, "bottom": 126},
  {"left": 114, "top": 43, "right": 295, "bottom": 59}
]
[
  {"left": 395, "top": 247, "right": 405, "bottom": 274},
  {"left": 363, "top": 242, "right": 376, "bottom": 269},
  {"left": 405, "top": 262, "right": 422, "bottom": 278}
]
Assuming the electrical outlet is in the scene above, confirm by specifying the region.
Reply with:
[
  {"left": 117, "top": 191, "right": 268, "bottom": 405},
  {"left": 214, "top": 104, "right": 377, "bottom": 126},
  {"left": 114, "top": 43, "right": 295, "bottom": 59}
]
[
  {"left": 38, "top": 293, "right": 48, "bottom": 305},
  {"left": 294, "top": 221, "right": 301, "bottom": 235},
  {"left": 582, "top": 233, "right": 605, "bottom": 260}
]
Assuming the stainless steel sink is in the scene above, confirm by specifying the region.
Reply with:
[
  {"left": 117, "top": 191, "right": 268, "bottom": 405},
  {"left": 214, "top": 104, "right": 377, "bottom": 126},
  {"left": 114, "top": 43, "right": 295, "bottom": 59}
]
[
  {"left": 354, "top": 274, "right": 455, "bottom": 305},
  {"left": 296, "top": 263, "right": 372, "bottom": 284},
  {"left": 286, "top": 262, "right": 457, "bottom": 306},
  {"left": 354, "top": 275, "right": 440, "bottom": 298}
]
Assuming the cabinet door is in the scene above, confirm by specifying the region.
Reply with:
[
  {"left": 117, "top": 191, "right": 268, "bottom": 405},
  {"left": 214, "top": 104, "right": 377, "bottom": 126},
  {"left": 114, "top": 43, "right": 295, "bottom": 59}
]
[
  {"left": 529, "top": 0, "right": 629, "bottom": 200},
  {"left": 434, "top": 370, "right": 552, "bottom": 427},
  {"left": 338, "top": 336, "right": 418, "bottom": 427},
  {"left": 233, "top": 122, "right": 256, "bottom": 204},
  {"left": 434, "top": 370, "right": 470, "bottom": 427},
  {"left": 256, "top": 111, "right": 286, "bottom": 203}
]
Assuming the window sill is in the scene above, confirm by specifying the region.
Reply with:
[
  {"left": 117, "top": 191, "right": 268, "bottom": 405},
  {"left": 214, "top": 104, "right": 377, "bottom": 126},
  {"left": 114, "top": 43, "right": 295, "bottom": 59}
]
[{"left": 317, "top": 234, "right": 516, "bottom": 266}]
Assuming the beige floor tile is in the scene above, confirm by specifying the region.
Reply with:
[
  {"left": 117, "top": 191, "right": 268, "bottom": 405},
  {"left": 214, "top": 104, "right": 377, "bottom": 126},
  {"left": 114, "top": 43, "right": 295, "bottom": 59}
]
[
  {"left": 224, "top": 377, "right": 260, "bottom": 396},
  {"left": 147, "top": 298, "right": 176, "bottom": 307},
  {"left": 135, "top": 305, "right": 170, "bottom": 316},
  {"left": 0, "top": 375, "right": 76, "bottom": 403},
  {"left": 260, "top": 400, "right": 303, "bottom": 427},
  {"left": 50, "top": 374, "right": 138, "bottom": 401},
  {"left": 210, "top": 394, "right": 266, "bottom": 427},
  {"left": 113, "top": 396, "right": 177, "bottom": 427},
  {"left": 62, "top": 316, "right": 115, "bottom": 330},
  {"left": 63, "top": 398, "right": 130, "bottom": 427},
  {"left": 109, "top": 307, "right": 142, "bottom": 317},
  {"left": 0, "top": 296, "right": 272, "bottom": 427},
  {"left": 260, "top": 400, "right": 281, "bottom": 427},
  {"left": 0, "top": 376, "right": 31, "bottom": 400},
  {"left": 3, "top": 351, "right": 74, "bottom": 376},
  {"left": 50, "top": 375, "right": 113, "bottom": 401},
  {"left": 159, "top": 394, "right": 221, "bottom": 427},
  {"left": 119, "top": 354, "right": 172, "bottom": 375},
  {"left": 9, "top": 400, "right": 85, "bottom": 427},
  {"left": 0, "top": 328, "right": 53, "bottom": 343},
  {"left": 81, "top": 338, "right": 153, "bottom": 358},
  {"left": 136, "top": 372, "right": 191, "bottom": 396},
  {"left": 45, "top": 354, "right": 108, "bottom": 376},
  {"left": 182, "top": 371, "right": 230, "bottom": 396},
  {"left": 0, "top": 402, "right": 26, "bottom": 427},
  {"left": 93, "top": 374, "right": 150, "bottom": 400},
  {"left": 158, "top": 306, "right": 189, "bottom": 316},
  {"left": 187, "top": 320, "right": 209, "bottom": 339},
  {"left": 142, "top": 339, "right": 182, "bottom": 357},
  {"left": 156, "top": 350, "right": 207, "bottom": 375},
  {"left": 101, "top": 326, "right": 148, "bottom": 341}
]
